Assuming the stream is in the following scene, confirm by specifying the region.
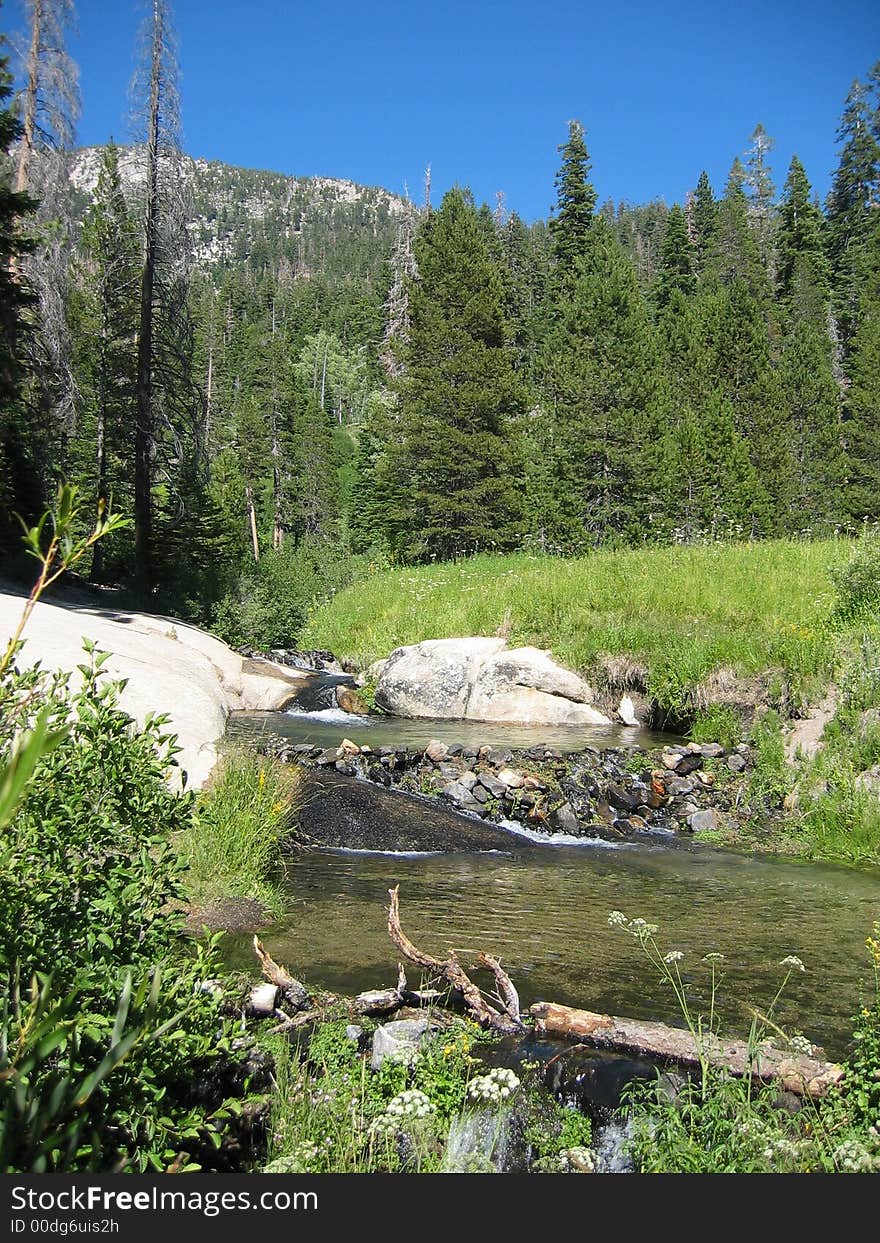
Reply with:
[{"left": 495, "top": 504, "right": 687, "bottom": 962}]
[{"left": 225, "top": 684, "right": 880, "bottom": 1062}]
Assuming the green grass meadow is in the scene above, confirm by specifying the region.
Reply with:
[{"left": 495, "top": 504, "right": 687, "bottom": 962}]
[{"left": 303, "top": 539, "right": 851, "bottom": 710}]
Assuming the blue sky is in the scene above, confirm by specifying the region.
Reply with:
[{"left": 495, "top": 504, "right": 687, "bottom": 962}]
[{"left": 6, "top": 0, "right": 880, "bottom": 220}]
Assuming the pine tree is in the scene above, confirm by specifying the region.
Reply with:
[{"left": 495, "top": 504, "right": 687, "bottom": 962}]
[
  {"left": 743, "top": 123, "right": 776, "bottom": 275},
  {"left": 377, "top": 187, "right": 524, "bottom": 562},
  {"left": 13, "top": 0, "right": 79, "bottom": 195},
  {"left": 129, "top": 0, "right": 203, "bottom": 602},
  {"left": 691, "top": 170, "right": 716, "bottom": 277},
  {"left": 548, "top": 120, "right": 597, "bottom": 276},
  {"left": 69, "top": 142, "right": 140, "bottom": 581},
  {"left": 657, "top": 396, "right": 765, "bottom": 542},
  {"left": 776, "top": 155, "right": 830, "bottom": 315},
  {"left": 705, "top": 159, "right": 766, "bottom": 294},
  {"left": 12, "top": 0, "right": 81, "bottom": 499},
  {"left": 843, "top": 210, "right": 880, "bottom": 520},
  {"left": 695, "top": 280, "right": 790, "bottom": 528},
  {"left": 0, "top": 37, "right": 38, "bottom": 556},
  {"left": 655, "top": 203, "right": 696, "bottom": 307},
  {"left": 827, "top": 69, "right": 880, "bottom": 351},
  {"left": 772, "top": 155, "right": 844, "bottom": 530},
  {"left": 537, "top": 217, "right": 667, "bottom": 547}
]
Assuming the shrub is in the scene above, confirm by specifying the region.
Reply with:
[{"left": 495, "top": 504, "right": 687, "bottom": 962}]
[
  {"left": 0, "top": 652, "right": 236, "bottom": 1171},
  {"left": 831, "top": 526, "right": 880, "bottom": 624},
  {"left": 211, "top": 535, "right": 381, "bottom": 651}
]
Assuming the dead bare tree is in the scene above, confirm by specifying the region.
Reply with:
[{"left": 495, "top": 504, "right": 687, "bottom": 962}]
[
  {"left": 379, "top": 198, "right": 418, "bottom": 380},
  {"left": 12, "top": 0, "right": 80, "bottom": 481},
  {"left": 13, "top": 0, "right": 79, "bottom": 195},
  {"left": 387, "top": 885, "right": 523, "bottom": 1035},
  {"left": 129, "top": 0, "right": 197, "bottom": 599}
]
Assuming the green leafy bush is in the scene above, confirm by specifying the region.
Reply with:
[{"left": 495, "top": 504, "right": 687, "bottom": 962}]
[
  {"left": 211, "top": 535, "right": 380, "bottom": 650},
  {"left": 0, "top": 652, "right": 236, "bottom": 1171},
  {"left": 831, "top": 527, "right": 880, "bottom": 623}
]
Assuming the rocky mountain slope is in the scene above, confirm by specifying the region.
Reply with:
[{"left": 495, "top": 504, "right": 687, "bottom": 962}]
[{"left": 65, "top": 145, "right": 411, "bottom": 277}]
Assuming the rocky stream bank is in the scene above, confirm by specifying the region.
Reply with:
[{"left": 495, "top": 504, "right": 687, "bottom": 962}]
[{"left": 263, "top": 732, "right": 754, "bottom": 847}]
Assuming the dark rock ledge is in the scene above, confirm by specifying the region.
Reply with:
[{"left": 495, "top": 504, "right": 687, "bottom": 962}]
[{"left": 262, "top": 733, "right": 753, "bottom": 847}]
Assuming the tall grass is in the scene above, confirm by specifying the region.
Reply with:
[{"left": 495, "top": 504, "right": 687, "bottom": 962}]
[
  {"left": 178, "top": 749, "right": 302, "bottom": 915},
  {"left": 302, "top": 539, "right": 850, "bottom": 709}
]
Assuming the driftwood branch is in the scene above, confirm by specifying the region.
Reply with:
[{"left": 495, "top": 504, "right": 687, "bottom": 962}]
[
  {"left": 268, "top": 1007, "right": 324, "bottom": 1035},
  {"left": 530, "top": 1002, "right": 845, "bottom": 1099},
  {"left": 253, "top": 936, "right": 309, "bottom": 1010},
  {"left": 387, "top": 886, "right": 522, "bottom": 1034},
  {"left": 477, "top": 953, "right": 521, "bottom": 1022}
]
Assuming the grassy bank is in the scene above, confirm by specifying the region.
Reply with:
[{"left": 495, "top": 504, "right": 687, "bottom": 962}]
[
  {"left": 302, "top": 539, "right": 851, "bottom": 712},
  {"left": 179, "top": 749, "right": 303, "bottom": 921}
]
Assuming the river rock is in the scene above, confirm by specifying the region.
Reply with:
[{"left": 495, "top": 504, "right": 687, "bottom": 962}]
[
  {"left": 336, "top": 685, "right": 369, "bottom": 715},
  {"left": 677, "top": 753, "right": 704, "bottom": 775},
  {"left": 618, "top": 695, "right": 639, "bottom": 726},
  {"left": 375, "top": 637, "right": 505, "bottom": 718},
  {"left": 371, "top": 1018, "right": 434, "bottom": 1070},
  {"left": 496, "top": 767, "right": 525, "bottom": 789},
  {"left": 441, "top": 781, "right": 485, "bottom": 814},
  {"left": 478, "top": 773, "right": 509, "bottom": 798},
  {"left": 467, "top": 648, "right": 610, "bottom": 725},
  {"left": 855, "top": 765, "right": 880, "bottom": 799},
  {"left": 247, "top": 983, "right": 279, "bottom": 1017},
  {"left": 689, "top": 809, "right": 719, "bottom": 833},
  {"left": 0, "top": 593, "right": 310, "bottom": 791},
  {"left": 727, "top": 754, "right": 747, "bottom": 773},
  {"left": 701, "top": 743, "right": 726, "bottom": 758},
  {"left": 606, "top": 784, "right": 640, "bottom": 812},
  {"left": 425, "top": 739, "right": 449, "bottom": 763},
  {"left": 550, "top": 802, "right": 579, "bottom": 834},
  {"left": 374, "top": 637, "right": 611, "bottom": 726}
]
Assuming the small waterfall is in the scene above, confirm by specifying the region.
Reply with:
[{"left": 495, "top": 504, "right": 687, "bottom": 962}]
[
  {"left": 440, "top": 1106, "right": 513, "bottom": 1173},
  {"left": 284, "top": 672, "right": 358, "bottom": 714},
  {"left": 593, "top": 1116, "right": 634, "bottom": 1173}
]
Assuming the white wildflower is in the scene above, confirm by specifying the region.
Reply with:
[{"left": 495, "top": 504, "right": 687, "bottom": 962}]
[{"left": 467, "top": 1067, "right": 521, "bottom": 1104}]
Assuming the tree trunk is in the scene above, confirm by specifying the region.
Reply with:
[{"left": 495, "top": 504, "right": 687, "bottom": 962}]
[
  {"left": 134, "top": 2, "right": 162, "bottom": 601},
  {"left": 15, "top": 0, "right": 42, "bottom": 194},
  {"left": 205, "top": 292, "right": 214, "bottom": 454},
  {"left": 91, "top": 355, "right": 108, "bottom": 583},
  {"left": 530, "top": 1002, "right": 844, "bottom": 1099},
  {"left": 246, "top": 484, "right": 260, "bottom": 561},
  {"left": 271, "top": 299, "right": 283, "bottom": 550}
]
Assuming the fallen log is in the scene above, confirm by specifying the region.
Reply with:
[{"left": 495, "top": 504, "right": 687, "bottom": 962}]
[
  {"left": 353, "top": 962, "right": 447, "bottom": 1016},
  {"left": 530, "top": 1002, "right": 845, "bottom": 1099},
  {"left": 387, "top": 886, "right": 522, "bottom": 1035}
]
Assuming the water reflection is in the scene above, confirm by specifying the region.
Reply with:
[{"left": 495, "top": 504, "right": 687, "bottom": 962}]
[{"left": 224, "top": 842, "right": 880, "bottom": 1060}]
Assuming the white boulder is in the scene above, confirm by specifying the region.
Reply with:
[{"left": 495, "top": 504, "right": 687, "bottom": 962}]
[
  {"left": 0, "top": 591, "right": 308, "bottom": 790},
  {"left": 375, "top": 637, "right": 611, "bottom": 726}
]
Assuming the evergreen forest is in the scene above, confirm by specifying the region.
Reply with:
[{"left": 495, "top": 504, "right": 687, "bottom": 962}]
[{"left": 0, "top": 3, "right": 877, "bottom": 650}]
